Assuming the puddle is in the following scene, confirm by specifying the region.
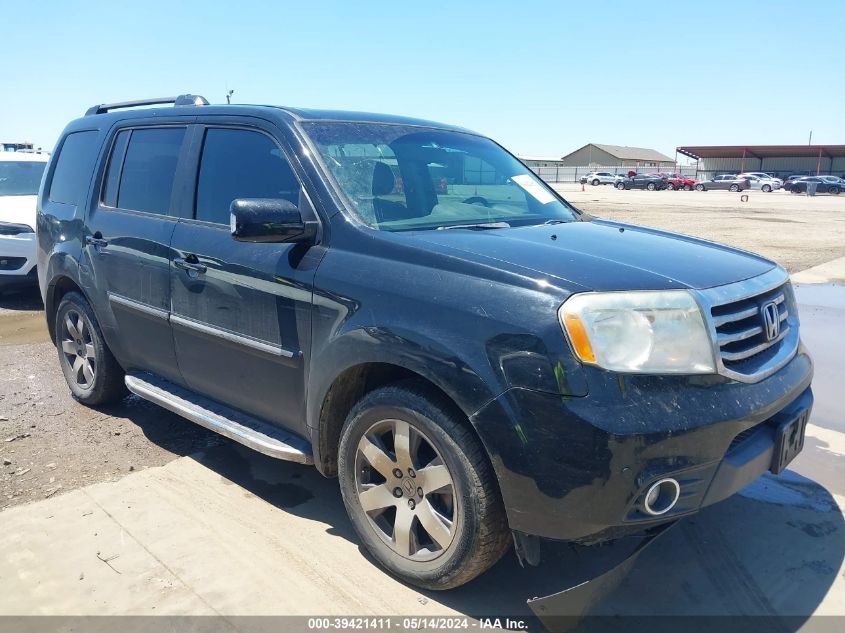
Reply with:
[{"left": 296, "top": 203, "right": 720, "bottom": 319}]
[{"left": 794, "top": 283, "right": 845, "bottom": 310}]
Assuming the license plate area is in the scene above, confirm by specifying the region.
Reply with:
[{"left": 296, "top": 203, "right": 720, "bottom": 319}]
[{"left": 770, "top": 410, "right": 809, "bottom": 474}]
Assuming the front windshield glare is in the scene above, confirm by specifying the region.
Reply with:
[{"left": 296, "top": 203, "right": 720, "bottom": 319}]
[
  {"left": 303, "top": 122, "right": 578, "bottom": 231},
  {"left": 0, "top": 161, "right": 47, "bottom": 196}
]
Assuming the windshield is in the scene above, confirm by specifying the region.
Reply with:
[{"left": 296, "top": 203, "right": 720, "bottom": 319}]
[
  {"left": 303, "top": 122, "right": 578, "bottom": 231},
  {"left": 0, "top": 160, "right": 47, "bottom": 196}
]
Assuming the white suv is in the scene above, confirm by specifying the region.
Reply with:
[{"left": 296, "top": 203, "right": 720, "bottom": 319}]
[
  {"left": 738, "top": 172, "right": 782, "bottom": 192},
  {"left": 579, "top": 171, "right": 622, "bottom": 186},
  {"left": 0, "top": 151, "right": 49, "bottom": 292}
]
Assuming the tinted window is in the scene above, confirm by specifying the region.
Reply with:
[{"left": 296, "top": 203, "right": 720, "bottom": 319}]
[
  {"left": 101, "top": 130, "right": 130, "bottom": 207},
  {"left": 195, "top": 128, "right": 301, "bottom": 225},
  {"left": 117, "top": 127, "right": 185, "bottom": 214},
  {"left": 0, "top": 160, "right": 47, "bottom": 196},
  {"left": 49, "top": 131, "right": 99, "bottom": 204}
]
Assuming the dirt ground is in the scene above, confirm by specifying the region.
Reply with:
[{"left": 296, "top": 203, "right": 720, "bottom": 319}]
[
  {"left": 0, "top": 290, "right": 222, "bottom": 511},
  {"left": 1, "top": 189, "right": 844, "bottom": 511}
]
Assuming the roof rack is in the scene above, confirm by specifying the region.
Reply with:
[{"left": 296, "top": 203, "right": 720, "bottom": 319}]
[{"left": 85, "top": 94, "right": 209, "bottom": 116}]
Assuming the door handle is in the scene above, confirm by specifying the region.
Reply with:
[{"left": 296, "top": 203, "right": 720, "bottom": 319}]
[
  {"left": 174, "top": 257, "right": 207, "bottom": 274},
  {"left": 85, "top": 233, "right": 109, "bottom": 248}
]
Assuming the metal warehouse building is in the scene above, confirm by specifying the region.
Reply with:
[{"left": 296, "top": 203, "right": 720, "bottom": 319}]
[
  {"left": 677, "top": 145, "right": 845, "bottom": 180},
  {"left": 560, "top": 143, "right": 675, "bottom": 169}
]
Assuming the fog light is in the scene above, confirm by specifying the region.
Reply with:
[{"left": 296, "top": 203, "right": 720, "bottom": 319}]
[{"left": 642, "top": 478, "right": 680, "bottom": 516}]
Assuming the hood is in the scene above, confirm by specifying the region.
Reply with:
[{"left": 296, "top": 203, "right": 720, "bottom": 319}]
[
  {"left": 0, "top": 195, "right": 38, "bottom": 228},
  {"left": 410, "top": 219, "right": 775, "bottom": 292}
]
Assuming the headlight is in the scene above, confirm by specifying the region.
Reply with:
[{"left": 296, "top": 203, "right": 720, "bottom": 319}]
[{"left": 559, "top": 290, "right": 715, "bottom": 374}]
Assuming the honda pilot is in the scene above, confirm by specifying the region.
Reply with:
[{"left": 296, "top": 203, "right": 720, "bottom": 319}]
[{"left": 37, "top": 95, "right": 813, "bottom": 613}]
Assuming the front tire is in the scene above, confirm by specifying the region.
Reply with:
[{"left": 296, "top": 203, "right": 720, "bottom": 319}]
[
  {"left": 591, "top": 179, "right": 600, "bottom": 186},
  {"left": 762, "top": 184, "right": 772, "bottom": 192},
  {"left": 666, "top": 183, "right": 676, "bottom": 190},
  {"left": 695, "top": 184, "right": 705, "bottom": 191},
  {"left": 55, "top": 292, "right": 127, "bottom": 406},
  {"left": 615, "top": 182, "right": 625, "bottom": 190},
  {"left": 684, "top": 184, "right": 693, "bottom": 191},
  {"left": 729, "top": 184, "right": 740, "bottom": 192},
  {"left": 338, "top": 381, "right": 509, "bottom": 590},
  {"left": 646, "top": 182, "right": 656, "bottom": 191}
]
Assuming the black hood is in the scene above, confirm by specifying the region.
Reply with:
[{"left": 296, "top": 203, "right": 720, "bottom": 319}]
[{"left": 409, "top": 219, "right": 776, "bottom": 292}]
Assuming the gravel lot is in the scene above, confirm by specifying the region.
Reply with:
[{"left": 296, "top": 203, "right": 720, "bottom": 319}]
[{"left": 1, "top": 189, "right": 844, "bottom": 510}]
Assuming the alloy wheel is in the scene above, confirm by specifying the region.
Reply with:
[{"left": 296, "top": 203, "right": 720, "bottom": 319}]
[
  {"left": 354, "top": 418, "right": 458, "bottom": 562},
  {"left": 60, "top": 310, "right": 96, "bottom": 388}
]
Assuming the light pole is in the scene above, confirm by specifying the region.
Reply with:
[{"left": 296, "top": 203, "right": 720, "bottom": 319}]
[{"left": 226, "top": 89, "right": 234, "bottom": 104}]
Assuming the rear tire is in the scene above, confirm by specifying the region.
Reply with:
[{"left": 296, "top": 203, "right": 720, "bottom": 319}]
[
  {"left": 684, "top": 184, "right": 693, "bottom": 191},
  {"left": 666, "top": 183, "right": 675, "bottom": 190},
  {"left": 338, "top": 381, "right": 510, "bottom": 590},
  {"left": 55, "top": 292, "right": 128, "bottom": 406},
  {"left": 829, "top": 187, "right": 840, "bottom": 195}
]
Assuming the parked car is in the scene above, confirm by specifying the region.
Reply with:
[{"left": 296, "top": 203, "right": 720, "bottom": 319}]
[
  {"left": 0, "top": 151, "right": 49, "bottom": 292},
  {"left": 694, "top": 174, "right": 750, "bottom": 191},
  {"left": 783, "top": 175, "right": 809, "bottom": 190},
  {"left": 615, "top": 173, "right": 667, "bottom": 190},
  {"left": 579, "top": 171, "right": 621, "bottom": 186},
  {"left": 37, "top": 95, "right": 813, "bottom": 613},
  {"left": 737, "top": 173, "right": 782, "bottom": 192},
  {"left": 660, "top": 173, "right": 696, "bottom": 191},
  {"left": 787, "top": 176, "right": 841, "bottom": 194}
]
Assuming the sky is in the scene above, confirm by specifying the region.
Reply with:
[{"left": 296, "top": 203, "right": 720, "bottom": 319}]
[{"left": 3, "top": 0, "right": 843, "bottom": 160}]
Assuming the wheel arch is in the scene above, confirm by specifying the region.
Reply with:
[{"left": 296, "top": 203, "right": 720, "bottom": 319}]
[
  {"left": 44, "top": 275, "right": 90, "bottom": 344},
  {"left": 312, "top": 360, "right": 493, "bottom": 478}
]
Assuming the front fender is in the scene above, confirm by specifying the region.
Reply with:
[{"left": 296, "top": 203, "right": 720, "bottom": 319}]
[{"left": 307, "top": 324, "right": 498, "bottom": 431}]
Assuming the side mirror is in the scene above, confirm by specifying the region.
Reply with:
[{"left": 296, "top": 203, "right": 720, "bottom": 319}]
[{"left": 230, "top": 198, "right": 317, "bottom": 244}]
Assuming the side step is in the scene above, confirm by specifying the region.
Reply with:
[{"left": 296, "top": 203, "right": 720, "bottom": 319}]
[{"left": 125, "top": 373, "right": 313, "bottom": 464}]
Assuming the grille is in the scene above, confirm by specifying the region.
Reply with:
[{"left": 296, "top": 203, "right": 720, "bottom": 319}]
[
  {"left": 711, "top": 284, "right": 789, "bottom": 374},
  {"left": 727, "top": 424, "right": 764, "bottom": 452},
  {"left": 0, "top": 256, "right": 27, "bottom": 271}
]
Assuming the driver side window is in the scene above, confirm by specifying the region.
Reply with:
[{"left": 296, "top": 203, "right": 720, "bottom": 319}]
[{"left": 195, "top": 128, "right": 301, "bottom": 225}]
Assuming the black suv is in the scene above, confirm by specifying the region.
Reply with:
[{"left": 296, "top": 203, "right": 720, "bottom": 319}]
[{"left": 37, "top": 95, "right": 813, "bottom": 605}]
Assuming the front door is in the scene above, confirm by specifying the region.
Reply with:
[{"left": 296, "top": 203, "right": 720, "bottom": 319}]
[
  {"left": 169, "top": 122, "right": 320, "bottom": 434},
  {"left": 83, "top": 123, "right": 190, "bottom": 384}
]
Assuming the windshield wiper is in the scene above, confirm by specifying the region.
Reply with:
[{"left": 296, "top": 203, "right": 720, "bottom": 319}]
[{"left": 438, "top": 222, "right": 511, "bottom": 231}]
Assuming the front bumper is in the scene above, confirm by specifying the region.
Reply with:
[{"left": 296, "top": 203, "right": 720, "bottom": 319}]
[
  {"left": 470, "top": 346, "right": 813, "bottom": 542},
  {"left": 0, "top": 232, "right": 37, "bottom": 288}
]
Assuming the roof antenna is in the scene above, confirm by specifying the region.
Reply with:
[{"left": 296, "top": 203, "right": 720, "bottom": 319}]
[{"left": 226, "top": 89, "right": 234, "bottom": 105}]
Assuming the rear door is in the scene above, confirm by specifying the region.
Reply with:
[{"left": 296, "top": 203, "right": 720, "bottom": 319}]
[
  {"left": 83, "top": 123, "right": 192, "bottom": 384},
  {"left": 168, "top": 119, "right": 322, "bottom": 434}
]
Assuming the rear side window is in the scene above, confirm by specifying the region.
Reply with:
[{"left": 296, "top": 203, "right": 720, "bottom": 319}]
[
  {"left": 116, "top": 127, "right": 186, "bottom": 214},
  {"left": 195, "top": 128, "right": 301, "bottom": 225},
  {"left": 49, "top": 131, "right": 99, "bottom": 205}
]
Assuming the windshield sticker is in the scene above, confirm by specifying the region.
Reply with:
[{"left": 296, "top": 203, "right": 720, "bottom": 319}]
[{"left": 511, "top": 174, "right": 556, "bottom": 204}]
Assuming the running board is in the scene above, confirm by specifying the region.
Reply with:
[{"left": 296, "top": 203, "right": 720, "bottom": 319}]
[{"left": 124, "top": 373, "right": 313, "bottom": 464}]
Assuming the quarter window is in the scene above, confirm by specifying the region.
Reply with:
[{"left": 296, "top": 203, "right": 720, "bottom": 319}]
[
  {"left": 115, "top": 127, "right": 186, "bottom": 214},
  {"left": 195, "top": 128, "right": 301, "bottom": 225},
  {"left": 49, "top": 131, "right": 99, "bottom": 205}
]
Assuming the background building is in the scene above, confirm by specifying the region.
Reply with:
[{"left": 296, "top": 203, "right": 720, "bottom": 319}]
[
  {"left": 560, "top": 143, "right": 675, "bottom": 169},
  {"left": 677, "top": 145, "right": 845, "bottom": 180}
]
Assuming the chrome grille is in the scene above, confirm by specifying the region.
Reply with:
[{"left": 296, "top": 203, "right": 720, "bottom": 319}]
[
  {"left": 713, "top": 286, "right": 789, "bottom": 367},
  {"left": 695, "top": 268, "right": 799, "bottom": 383}
]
